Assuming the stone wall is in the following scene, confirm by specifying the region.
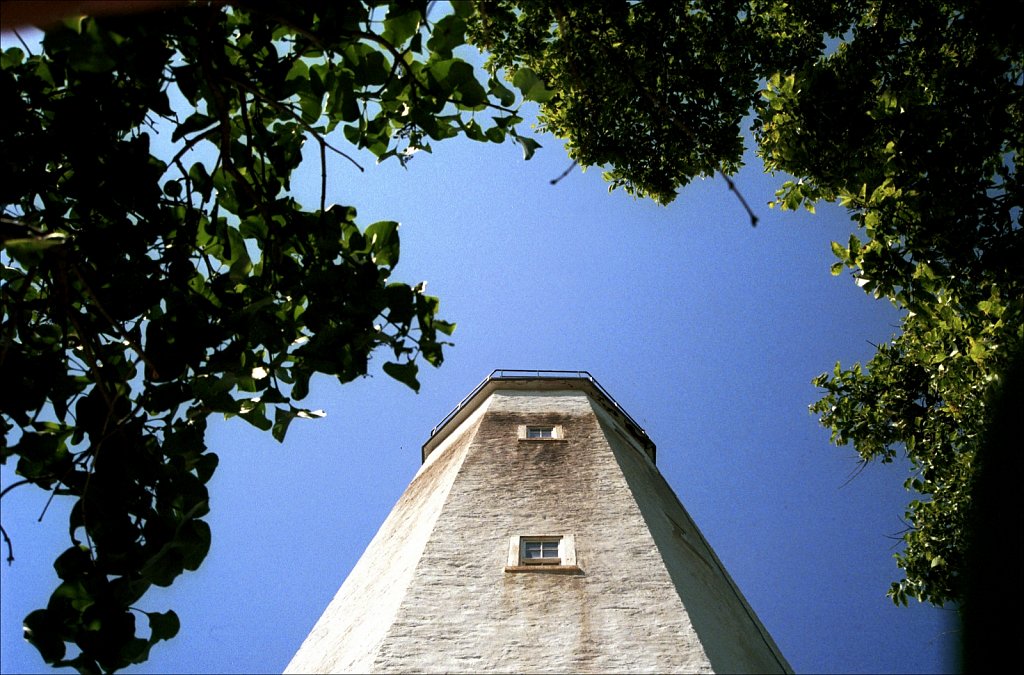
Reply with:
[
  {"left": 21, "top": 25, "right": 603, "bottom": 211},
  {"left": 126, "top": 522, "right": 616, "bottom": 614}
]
[
  {"left": 286, "top": 387, "right": 790, "bottom": 674},
  {"left": 284, "top": 400, "right": 489, "bottom": 673}
]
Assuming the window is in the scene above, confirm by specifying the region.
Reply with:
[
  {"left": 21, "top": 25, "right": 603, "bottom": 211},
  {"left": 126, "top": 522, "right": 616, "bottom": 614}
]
[
  {"left": 522, "top": 538, "right": 560, "bottom": 564},
  {"left": 517, "top": 424, "right": 565, "bottom": 441},
  {"left": 505, "top": 534, "right": 579, "bottom": 573},
  {"left": 526, "top": 426, "right": 554, "bottom": 439}
]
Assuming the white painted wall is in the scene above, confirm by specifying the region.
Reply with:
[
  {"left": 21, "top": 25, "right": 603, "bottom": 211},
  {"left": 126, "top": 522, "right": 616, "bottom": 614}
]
[{"left": 286, "top": 386, "right": 790, "bottom": 673}]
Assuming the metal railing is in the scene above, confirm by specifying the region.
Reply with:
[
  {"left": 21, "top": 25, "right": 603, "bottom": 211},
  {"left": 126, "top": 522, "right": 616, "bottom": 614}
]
[{"left": 428, "top": 369, "right": 650, "bottom": 442}]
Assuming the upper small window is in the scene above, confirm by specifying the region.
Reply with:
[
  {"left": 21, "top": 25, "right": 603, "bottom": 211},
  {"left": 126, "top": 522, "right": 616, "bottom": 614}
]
[
  {"left": 517, "top": 424, "right": 564, "bottom": 441},
  {"left": 526, "top": 426, "right": 554, "bottom": 439}
]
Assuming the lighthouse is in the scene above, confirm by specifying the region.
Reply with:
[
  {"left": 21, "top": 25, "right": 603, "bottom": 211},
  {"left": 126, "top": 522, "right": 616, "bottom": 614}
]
[{"left": 286, "top": 370, "right": 791, "bottom": 673}]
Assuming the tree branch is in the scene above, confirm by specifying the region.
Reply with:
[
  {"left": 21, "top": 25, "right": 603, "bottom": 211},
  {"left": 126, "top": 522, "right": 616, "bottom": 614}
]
[
  {"left": 549, "top": 160, "right": 578, "bottom": 186},
  {"left": 0, "top": 523, "right": 13, "bottom": 565},
  {"left": 0, "top": 479, "right": 32, "bottom": 500}
]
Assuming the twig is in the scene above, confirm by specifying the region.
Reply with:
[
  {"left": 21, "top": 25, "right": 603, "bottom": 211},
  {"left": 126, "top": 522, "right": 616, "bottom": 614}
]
[
  {"left": 37, "top": 484, "right": 59, "bottom": 522},
  {"left": 550, "top": 160, "right": 578, "bottom": 185},
  {"left": 320, "top": 139, "right": 327, "bottom": 214},
  {"left": 0, "top": 479, "right": 32, "bottom": 500},
  {"left": 168, "top": 127, "right": 216, "bottom": 174},
  {"left": 839, "top": 458, "right": 870, "bottom": 488},
  {"left": 0, "top": 523, "right": 13, "bottom": 564},
  {"left": 12, "top": 29, "right": 33, "bottom": 56},
  {"left": 235, "top": 88, "right": 259, "bottom": 183},
  {"left": 720, "top": 172, "right": 760, "bottom": 227},
  {"left": 70, "top": 266, "right": 159, "bottom": 377}
]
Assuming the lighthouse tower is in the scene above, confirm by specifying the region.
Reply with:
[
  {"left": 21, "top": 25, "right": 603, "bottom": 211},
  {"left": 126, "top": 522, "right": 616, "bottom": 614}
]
[{"left": 286, "top": 370, "right": 791, "bottom": 673}]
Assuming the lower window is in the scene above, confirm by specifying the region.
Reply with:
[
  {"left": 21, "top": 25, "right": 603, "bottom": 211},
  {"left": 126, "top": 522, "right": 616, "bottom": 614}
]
[{"left": 522, "top": 538, "right": 561, "bottom": 564}]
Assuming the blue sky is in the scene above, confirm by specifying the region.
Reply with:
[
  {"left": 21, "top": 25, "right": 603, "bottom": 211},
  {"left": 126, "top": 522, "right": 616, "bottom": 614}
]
[{"left": 0, "top": 20, "right": 958, "bottom": 675}]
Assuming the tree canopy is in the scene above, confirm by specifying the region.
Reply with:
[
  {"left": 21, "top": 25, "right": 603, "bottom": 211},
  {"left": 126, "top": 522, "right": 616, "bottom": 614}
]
[
  {"left": 760, "top": 0, "right": 1022, "bottom": 607},
  {"left": 1, "top": 1, "right": 547, "bottom": 671},
  {"left": 472, "top": 0, "right": 1022, "bottom": 608},
  {"left": 1, "top": 0, "right": 1020, "bottom": 671}
]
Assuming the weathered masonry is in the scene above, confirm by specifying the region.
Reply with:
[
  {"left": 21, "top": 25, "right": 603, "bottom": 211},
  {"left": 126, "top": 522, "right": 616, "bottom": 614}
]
[{"left": 286, "top": 370, "right": 791, "bottom": 674}]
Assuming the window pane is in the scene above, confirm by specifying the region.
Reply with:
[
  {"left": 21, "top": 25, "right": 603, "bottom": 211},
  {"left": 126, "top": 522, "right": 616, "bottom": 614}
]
[
  {"left": 526, "top": 426, "right": 554, "bottom": 438},
  {"left": 524, "top": 540, "right": 561, "bottom": 561}
]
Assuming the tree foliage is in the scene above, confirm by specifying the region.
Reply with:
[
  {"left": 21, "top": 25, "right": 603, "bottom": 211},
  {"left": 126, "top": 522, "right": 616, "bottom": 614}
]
[
  {"left": 0, "top": 1, "right": 546, "bottom": 671},
  {"left": 469, "top": 0, "right": 1022, "bottom": 608},
  {"left": 467, "top": 0, "right": 852, "bottom": 205},
  {"left": 761, "top": 1, "right": 1023, "bottom": 606},
  {"left": 2, "top": 0, "right": 1021, "bottom": 671}
]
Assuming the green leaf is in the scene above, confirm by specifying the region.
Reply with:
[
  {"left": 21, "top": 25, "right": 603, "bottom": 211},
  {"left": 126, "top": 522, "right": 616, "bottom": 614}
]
[
  {"left": 488, "top": 76, "right": 517, "bottom": 107},
  {"left": 52, "top": 580, "right": 94, "bottom": 612},
  {"left": 68, "top": 22, "right": 117, "bottom": 73},
  {"left": 171, "top": 112, "right": 215, "bottom": 143},
  {"left": 426, "top": 15, "right": 466, "bottom": 57},
  {"left": 515, "top": 135, "right": 541, "bottom": 161},
  {"left": 383, "top": 361, "right": 420, "bottom": 392},
  {"left": 146, "top": 610, "right": 180, "bottom": 643},
  {"left": 194, "top": 452, "right": 219, "bottom": 484},
  {"left": 53, "top": 546, "right": 92, "bottom": 582},
  {"left": 272, "top": 406, "right": 296, "bottom": 443},
  {"left": 238, "top": 400, "right": 272, "bottom": 431},
  {"left": 3, "top": 232, "right": 68, "bottom": 258},
  {"left": 511, "top": 67, "right": 555, "bottom": 103},
  {"left": 454, "top": 72, "right": 487, "bottom": 107},
  {"left": 485, "top": 125, "right": 506, "bottom": 143},
  {"left": 1, "top": 47, "right": 25, "bottom": 69},
  {"left": 848, "top": 235, "right": 861, "bottom": 258},
  {"left": 326, "top": 70, "right": 360, "bottom": 122},
  {"left": 24, "top": 610, "right": 67, "bottom": 664},
  {"left": 365, "top": 220, "right": 400, "bottom": 267},
  {"left": 298, "top": 86, "right": 324, "bottom": 124},
  {"left": 382, "top": 8, "right": 422, "bottom": 46},
  {"left": 180, "top": 520, "right": 211, "bottom": 571},
  {"left": 163, "top": 180, "right": 182, "bottom": 198},
  {"left": 140, "top": 548, "right": 185, "bottom": 588}
]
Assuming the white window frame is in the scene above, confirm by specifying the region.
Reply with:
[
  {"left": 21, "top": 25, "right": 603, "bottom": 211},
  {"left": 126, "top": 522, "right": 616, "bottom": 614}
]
[{"left": 505, "top": 534, "right": 579, "bottom": 572}]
